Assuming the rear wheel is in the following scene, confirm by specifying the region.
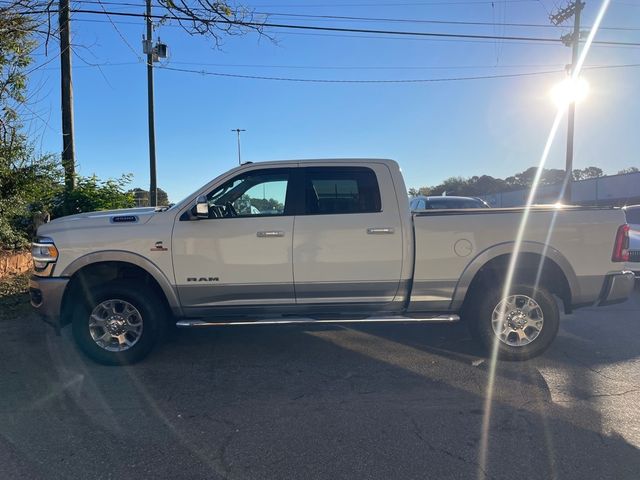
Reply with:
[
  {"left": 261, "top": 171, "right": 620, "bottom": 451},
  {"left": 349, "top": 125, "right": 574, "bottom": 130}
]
[
  {"left": 71, "top": 281, "right": 167, "bottom": 365},
  {"left": 467, "top": 283, "right": 559, "bottom": 360}
]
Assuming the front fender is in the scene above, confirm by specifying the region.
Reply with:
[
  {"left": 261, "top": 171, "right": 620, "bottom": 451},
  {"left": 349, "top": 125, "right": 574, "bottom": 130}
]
[{"left": 60, "top": 250, "right": 182, "bottom": 317}]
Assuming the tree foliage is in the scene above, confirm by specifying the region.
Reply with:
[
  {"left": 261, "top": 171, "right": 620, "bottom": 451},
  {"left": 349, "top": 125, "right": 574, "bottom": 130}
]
[
  {"left": 158, "top": 0, "right": 266, "bottom": 47},
  {"left": 0, "top": 7, "right": 136, "bottom": 248},
  {"left": 408, "top": 165, "right": 615, "bottom": 198},
  {"left": 129, "top": 187, "right": 170, "bottom": 206},
  {"left": 51, "top": 175, "right": 135, "bottom": 218}
]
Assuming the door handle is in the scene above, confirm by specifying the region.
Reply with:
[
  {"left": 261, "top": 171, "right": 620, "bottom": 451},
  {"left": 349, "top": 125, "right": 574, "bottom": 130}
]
[
  {"left": 257, "top": 230, "right": 285, "bottom": 238},
  {"left": 367, "top": 227, "right": 395, "bottom": 235}
]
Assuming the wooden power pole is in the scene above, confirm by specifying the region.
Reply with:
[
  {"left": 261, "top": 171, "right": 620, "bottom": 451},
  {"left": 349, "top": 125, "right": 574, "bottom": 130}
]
[
  {"left": 145, "top": 0, "right": 157, "bottom": 207},
  {"left": 59, "top": 0, "right": 75, "bottom": 190},
  {"left": 550, "top": 0, "right": 585, "bottom": 204}
]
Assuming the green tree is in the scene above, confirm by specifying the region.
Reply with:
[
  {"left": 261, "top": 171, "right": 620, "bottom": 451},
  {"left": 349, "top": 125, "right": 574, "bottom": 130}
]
[
  {"left": 0, "top": 6, "right": 58, "bottom": 248},
  {"left": 572, "top": 166, "right": 603, "bottom": 181},
  {"left": 129, "top": 187, "right": 170, "bottom": 206},
  {"left": 617, "top": 167, "right": 639, "bottom": 175},
  {"left": 52, "top": 175, "right": 135, "bottom": 217}
]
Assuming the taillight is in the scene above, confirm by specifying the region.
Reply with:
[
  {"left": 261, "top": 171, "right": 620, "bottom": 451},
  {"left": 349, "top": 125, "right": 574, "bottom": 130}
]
[{"left": 612, "top": 224, "right": 630, "bottom": 262}]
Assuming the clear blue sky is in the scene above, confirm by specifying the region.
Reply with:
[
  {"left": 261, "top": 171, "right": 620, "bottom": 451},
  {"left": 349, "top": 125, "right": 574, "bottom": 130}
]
[{"left": 26, "top": 0, "right": 640, "bottom": 202}]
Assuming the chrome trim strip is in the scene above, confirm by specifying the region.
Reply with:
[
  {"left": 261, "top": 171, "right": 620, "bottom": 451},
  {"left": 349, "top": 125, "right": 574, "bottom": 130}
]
[
  {"left": 176, "top": 314, "right": 460, "bottom": 327},
  {"left": 256, "top": 230, "right": 285, "bottom": 238}
]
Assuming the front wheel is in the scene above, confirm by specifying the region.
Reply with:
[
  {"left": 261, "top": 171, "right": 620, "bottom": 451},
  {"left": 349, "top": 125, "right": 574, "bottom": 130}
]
[
  {"left": 71, "top": 281, "right": 167, "bottom": 365},
  {"left": 467, "top": 283, "right": 560, "bottom": 360}
]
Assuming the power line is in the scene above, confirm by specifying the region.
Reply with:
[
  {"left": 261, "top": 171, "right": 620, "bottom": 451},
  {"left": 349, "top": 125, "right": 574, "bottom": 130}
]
[
  {"left": 17, "top": 7, "right": 640, "bottom": 47},
  {"left": 20, "top": 0, "right": 640, "bottom": 31},
  {"left": 155, "top": 62, "right": 640, "bottom": 83}
]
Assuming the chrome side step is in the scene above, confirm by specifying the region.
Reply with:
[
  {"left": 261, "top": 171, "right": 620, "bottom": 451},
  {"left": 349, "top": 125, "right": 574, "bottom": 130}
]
[{"left": 176, "top": 314, "right": 459, "bottom": 328}]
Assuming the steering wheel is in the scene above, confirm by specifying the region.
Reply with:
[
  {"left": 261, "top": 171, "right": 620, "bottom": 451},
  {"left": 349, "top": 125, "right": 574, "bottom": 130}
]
[{"left": 225, "top": 202, "right": 238, "bottom": 217}]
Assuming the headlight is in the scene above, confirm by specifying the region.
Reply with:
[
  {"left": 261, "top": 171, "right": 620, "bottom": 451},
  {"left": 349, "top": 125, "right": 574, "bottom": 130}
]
[{"left": 31, "top": 237, "right": 58, "bottom": 272}]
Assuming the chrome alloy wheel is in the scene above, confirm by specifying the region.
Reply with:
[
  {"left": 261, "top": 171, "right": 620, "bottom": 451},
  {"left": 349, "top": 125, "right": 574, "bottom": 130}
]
[
  {"left": 491, "top": 294, "right": 544, "bottom": 347},
  {"left": 88, "top": 299, "right": 143, "bottom": 352}
]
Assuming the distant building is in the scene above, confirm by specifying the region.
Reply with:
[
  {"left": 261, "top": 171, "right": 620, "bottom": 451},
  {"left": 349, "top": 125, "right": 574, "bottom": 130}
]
[{"left": 480, "top": 171, "right": 640, "bottom": 207}]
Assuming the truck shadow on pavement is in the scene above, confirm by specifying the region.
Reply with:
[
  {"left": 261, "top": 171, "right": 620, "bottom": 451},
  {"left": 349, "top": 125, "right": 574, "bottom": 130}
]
[{"left": 1, "top": 291, "right": 639, "bottom": 479}]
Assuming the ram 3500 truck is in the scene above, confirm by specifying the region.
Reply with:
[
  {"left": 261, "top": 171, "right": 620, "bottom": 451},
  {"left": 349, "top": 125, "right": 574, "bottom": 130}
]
[{"left": 29, "top": 159, "right": 635, "bottom": 364}]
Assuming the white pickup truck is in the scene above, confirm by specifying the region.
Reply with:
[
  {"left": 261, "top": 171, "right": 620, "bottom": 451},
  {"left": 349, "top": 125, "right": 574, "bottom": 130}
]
[{"left": 30, "top": 159, "right": 635, "bottom": 364}]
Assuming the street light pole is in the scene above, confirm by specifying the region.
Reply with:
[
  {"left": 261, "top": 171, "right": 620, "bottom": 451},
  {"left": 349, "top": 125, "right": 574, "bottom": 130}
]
[{"left": 231, "top": 128, "right": 246, "bottom": 165}]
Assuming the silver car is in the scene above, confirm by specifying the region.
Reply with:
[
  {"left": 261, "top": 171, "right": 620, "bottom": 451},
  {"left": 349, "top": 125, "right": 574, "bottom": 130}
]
[{"left": 623, "top": 205, "right": 640, "bottom": 278}]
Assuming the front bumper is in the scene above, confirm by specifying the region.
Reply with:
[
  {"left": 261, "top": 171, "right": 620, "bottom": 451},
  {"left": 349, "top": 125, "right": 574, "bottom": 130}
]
[
  {"left": 597, "top": 271, "right": 635, "bottom": 306},
  {"left": 29, "top": 275, "right": 69, "bottom": 328}
]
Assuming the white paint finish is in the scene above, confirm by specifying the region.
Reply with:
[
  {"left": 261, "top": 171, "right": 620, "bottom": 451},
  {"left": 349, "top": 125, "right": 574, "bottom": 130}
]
[
  {"left": 172, "top": 216, "right": 295, "bottom": 305},
  {"left": 292, "top": 162, "right": 404, "bottom": 304},
  {"left": 36, "top": 159, "right": 630, "bottom": 314},
  {"left": 41, "top": 211, "right": 176, "bottom": 285},
  {"left": 412, "top": 208, "right": 627, "bottom": 288}
]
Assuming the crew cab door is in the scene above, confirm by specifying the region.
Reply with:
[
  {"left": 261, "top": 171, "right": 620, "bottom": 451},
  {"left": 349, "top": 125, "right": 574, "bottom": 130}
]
[
  {"left": 292, "top": 164, "right": 404, "bottom": 305},
  {"left": 172, "top": 167, "right": 296, "bottom": 312}
]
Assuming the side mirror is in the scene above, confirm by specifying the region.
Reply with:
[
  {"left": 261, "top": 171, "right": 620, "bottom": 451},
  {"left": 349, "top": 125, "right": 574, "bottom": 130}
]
[{"left": 195, "top": 195, "right": 209, "bottom": 219}]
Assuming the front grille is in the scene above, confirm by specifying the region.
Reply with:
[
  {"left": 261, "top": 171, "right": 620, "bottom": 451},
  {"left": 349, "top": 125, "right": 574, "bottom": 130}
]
[{"left": 629, "top": 250, "right": 640, "bottom": 263}]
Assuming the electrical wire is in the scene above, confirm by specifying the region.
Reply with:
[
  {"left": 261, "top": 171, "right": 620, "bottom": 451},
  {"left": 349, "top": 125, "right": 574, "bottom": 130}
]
[
  {"left": 15, "top": 0, "right": 640, "bottom": 31},
  {"left": 16, "top": 7, "right": 640, "bottom": 47},
  {"left": 153, "top": 62, "right": 640, "bottom": 83}
]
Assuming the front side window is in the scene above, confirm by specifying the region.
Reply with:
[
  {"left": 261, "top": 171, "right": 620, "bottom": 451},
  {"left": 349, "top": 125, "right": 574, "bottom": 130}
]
[
  {"left": 304, "top": 167, "right": 381, "bottom": 215},
  {"left": 204, "top": 169, "right": 291, "bottom": 218}
]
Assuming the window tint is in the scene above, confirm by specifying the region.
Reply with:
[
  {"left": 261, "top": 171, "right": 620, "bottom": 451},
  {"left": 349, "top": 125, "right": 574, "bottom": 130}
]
[
  {"left": 304, "top": 167, "right": 381, "bottom": 215},
  {"left": 206, "top": 169, "right": 290, "bottom": 218},
  {"left": 626, "top": 207, "right": 640, "bottom": 225},
  {"left": 425, "top": 198, "right": 487, "bottom": 209}
]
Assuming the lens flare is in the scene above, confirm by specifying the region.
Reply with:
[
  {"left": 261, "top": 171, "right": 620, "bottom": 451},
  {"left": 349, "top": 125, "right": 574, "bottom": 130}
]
[
  {"left": 477, "top": 2, "right": 612, "bottom": 478},
  {"left": 551, "top": 77, "right": 590, "bottom": 107}
]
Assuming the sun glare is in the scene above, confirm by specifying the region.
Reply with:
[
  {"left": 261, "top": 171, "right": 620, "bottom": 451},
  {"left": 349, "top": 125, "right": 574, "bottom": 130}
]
[{"left": 551, "top": 77, "right": 590, "bottom": 108}]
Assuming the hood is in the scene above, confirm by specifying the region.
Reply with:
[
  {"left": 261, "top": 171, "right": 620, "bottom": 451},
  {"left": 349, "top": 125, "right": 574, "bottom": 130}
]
[{"left": 37, "top": 207, "right": 159, "bottom": 236}]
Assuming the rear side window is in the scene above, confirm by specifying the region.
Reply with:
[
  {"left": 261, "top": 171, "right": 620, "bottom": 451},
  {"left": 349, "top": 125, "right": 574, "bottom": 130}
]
[{"left": 304, "top": 167, "right": 382, "bottom": 215}]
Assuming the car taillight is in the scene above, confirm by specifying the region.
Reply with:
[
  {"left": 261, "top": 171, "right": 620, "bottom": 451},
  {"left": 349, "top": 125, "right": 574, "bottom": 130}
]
[{"left": 612, "top": 224, "right": 630, "bottom": 262}]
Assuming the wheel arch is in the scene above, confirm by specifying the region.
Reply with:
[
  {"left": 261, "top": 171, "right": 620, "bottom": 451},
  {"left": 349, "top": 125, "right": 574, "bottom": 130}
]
[
  {"left": 452, "top": 241, "right": 578, "bottom": 314},
  {"left": 60, "top": 251, "right": 181, "bottom": 325}
]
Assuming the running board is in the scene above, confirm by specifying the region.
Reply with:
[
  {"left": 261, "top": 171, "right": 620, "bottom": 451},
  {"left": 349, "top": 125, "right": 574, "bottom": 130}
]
[{"left": 176, "top": 314, "right": 459, "bottom": 328}]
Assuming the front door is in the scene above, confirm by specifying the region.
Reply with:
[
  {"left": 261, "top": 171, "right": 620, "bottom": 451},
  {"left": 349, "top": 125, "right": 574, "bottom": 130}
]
[{"left": 172, "top": 167, "right": 295, "bottom": 313}]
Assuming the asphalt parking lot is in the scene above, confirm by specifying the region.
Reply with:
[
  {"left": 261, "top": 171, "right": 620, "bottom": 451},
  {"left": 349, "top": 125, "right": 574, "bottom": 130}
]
[{"left": 1, "top": 286, "right": 639, "bottom": 480}]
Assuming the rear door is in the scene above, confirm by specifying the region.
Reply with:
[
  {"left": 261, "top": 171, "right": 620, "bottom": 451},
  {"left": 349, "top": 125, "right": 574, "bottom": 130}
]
[{"left": 292, "top": 164, "right": 404, "bottom": 305}]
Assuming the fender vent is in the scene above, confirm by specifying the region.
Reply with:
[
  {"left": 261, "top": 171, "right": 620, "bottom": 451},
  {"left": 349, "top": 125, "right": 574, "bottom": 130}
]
[{"left": 111, "top": 215, "right": 138, "bottom": 223}]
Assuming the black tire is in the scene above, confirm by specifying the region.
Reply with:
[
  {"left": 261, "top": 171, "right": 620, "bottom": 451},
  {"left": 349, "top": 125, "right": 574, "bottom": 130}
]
[
  {"left": 466, "top": 283, "right": 560, "bottom": 360},
  {"left": 71, "top": 280, "right": 167, "bottom": 365}
]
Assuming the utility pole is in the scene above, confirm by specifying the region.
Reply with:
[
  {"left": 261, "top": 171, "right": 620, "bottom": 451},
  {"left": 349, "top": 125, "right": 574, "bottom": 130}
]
[
  {"left": 59, "top": 0, "right": 75, "bottom": 191},
  {"left": 144, "top": 0, "right": 157, "bottom": 207},
  {"left": 231, "top": 128, "right": 246, "bottom": 165},
  {"left": 550, "top": 0, "right": 585, "bottom": 204}
]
